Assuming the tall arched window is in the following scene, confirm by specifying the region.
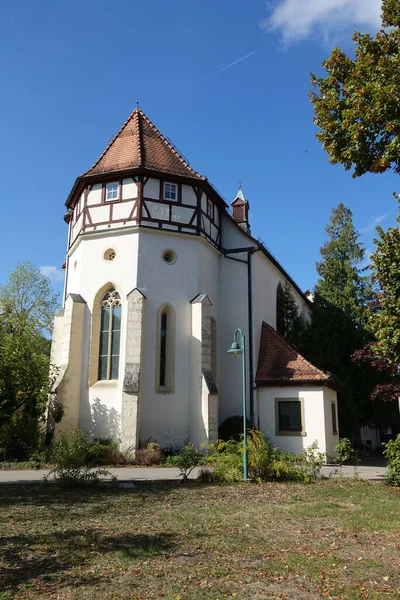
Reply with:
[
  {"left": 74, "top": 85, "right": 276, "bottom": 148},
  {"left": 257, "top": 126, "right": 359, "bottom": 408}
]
[
  {"left": 160, "top": 312, "right": 167, "bottom": 386},
  {"left": 98, "top": 288, "right": 122, "bottom": 380},
  {"left": 156, "top": 303, "right": 176, "bottom": 393}
]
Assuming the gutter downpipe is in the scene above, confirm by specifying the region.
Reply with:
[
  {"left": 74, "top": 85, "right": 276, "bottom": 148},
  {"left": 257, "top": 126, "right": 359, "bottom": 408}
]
[{"left": 223, "top": 246, "right": 258, "bottom": 422}]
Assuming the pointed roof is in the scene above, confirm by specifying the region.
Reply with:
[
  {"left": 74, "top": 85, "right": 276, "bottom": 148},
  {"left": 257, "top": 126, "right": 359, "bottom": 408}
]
[
  {"left": 232, "top": 185, "right": 247, "bottom": 205},
  {"left": 256, "top": 322, "right": 334, "bottom": 386},
  {"left": 83, "top": 108, "right": 205, "bottom": 180}
]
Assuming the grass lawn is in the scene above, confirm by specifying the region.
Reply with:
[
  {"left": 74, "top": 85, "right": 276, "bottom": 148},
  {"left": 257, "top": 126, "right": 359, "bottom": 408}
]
[{"left": 0, "top": 480, "right": 399, "bottom": 599}]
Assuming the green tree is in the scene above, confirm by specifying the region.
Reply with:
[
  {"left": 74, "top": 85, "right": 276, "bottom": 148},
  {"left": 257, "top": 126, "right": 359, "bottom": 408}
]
[
  {"left": 352, "top": 197, "right": 400, "bottom": 409},
  {"left": 276, "top": 281, "right": 306, "bottom": 348},
  {"left": 310, "top": 0, "right": 400, "bottom": 178},
  {"left": 0, "top": 263, "right": 59, "bottom": 460},
  {"left": 315, "top": 203, "right": 372, "bottom": 323},
  {"left": 369, "top": 199, "right": 400, "bottom": 366},
  {"left": 300, "top": 205, "right": 382, "bottom": 439}
]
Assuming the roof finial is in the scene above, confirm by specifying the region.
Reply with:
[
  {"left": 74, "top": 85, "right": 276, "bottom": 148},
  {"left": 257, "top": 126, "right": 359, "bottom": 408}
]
[
  {"left": 238, "top": 180, "right": 242, "bottom": 189},
  {"left": 136, "top": 101, "right": 139, "bottom": 109}
]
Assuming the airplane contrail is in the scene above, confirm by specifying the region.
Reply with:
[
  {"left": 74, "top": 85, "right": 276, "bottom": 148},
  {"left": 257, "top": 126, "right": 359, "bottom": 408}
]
[{"left": 203, "top": 50, "right": 257, "bottom": 82}]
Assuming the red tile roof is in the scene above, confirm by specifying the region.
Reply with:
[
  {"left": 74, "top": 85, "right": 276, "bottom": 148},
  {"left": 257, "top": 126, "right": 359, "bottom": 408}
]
[
  {"left": 256, "top": 321, "right": 333, "bottom": 385},
  {"left": 83, "top": 108, "right": 204, "bottom": 180}
]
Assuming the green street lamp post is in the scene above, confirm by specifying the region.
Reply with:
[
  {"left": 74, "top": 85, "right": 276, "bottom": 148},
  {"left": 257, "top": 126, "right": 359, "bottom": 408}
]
[{"left": 227, "top": 328, "right": 248, "bottom": 481}]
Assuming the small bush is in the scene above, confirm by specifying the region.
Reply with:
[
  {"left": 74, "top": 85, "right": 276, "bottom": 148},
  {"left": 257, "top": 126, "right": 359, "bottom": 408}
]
[
  {"left": 334, "top": 438, "right": 360, "bottom": 473},
  {"left": 202, "top": 431, "right": 308, "bottom": 484},
  {"left": 301, "top": 440, "right": 325, "bottom": 480},
  {"left": 0, "top": 411, "right": 41, "bottom": 462},
  {"left": 135, "top": 441, "right": 164, "bottom": 466},
  {"left": 203, "top": 440, "right": 243, "bottom": 483},
  {"left": 383, "top": 434, "right": 400, "bottom": 486},
  {"left": 174, "top": 443, "right": 205, "bottom": 481},
  {"left": 46, "top": 429, "right": 115, "bottom": 486},
  {"left": 90, "top": 438, "right": 124, "bottom": 465}
]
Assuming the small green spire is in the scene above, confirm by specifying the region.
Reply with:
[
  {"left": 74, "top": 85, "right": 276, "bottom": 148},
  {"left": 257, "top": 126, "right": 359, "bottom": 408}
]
[{"left": 234, "top": 182, "right": 246, "bottom": 202}]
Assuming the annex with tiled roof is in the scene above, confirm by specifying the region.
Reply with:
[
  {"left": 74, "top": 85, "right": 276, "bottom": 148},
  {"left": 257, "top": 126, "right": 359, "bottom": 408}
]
[
  {"left": 83, "top": 107, "right": 204, "bottom": 180},
  {"left": 256, "top": 321, "right": 334, "bottom": 386}
]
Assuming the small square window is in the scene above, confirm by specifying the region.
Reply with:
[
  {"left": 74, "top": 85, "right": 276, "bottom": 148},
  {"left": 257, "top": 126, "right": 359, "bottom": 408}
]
[
  {"left": 105, "top": 182, "right": 119, "bottom": 202},
  {"left": 164, "top": 182, "right": 177, "bottom": 201},
  {"left": 276, "top": 399, "right": 304, "bottom": 435},
  {"left": 207, "top": 198, "right": 213, "bottom": 219}
]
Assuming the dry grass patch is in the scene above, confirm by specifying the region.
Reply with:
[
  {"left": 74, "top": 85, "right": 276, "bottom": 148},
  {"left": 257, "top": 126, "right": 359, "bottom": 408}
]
[{"left": 0, "top": 481, "right": 399, "bottom": 599}]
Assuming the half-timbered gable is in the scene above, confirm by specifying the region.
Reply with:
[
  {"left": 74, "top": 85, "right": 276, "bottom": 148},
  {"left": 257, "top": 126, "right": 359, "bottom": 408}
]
[{"left": 65, "top": 108, "right": 223, "bottom": 249}]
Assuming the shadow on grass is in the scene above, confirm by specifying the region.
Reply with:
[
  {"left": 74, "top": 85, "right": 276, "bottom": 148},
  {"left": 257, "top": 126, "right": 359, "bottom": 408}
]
[
  {"left": 0, "top": 479, "right": 208, "bottom": 508},
  {"left": 0, "top": 529, "right": 177, "bottom": 592}
]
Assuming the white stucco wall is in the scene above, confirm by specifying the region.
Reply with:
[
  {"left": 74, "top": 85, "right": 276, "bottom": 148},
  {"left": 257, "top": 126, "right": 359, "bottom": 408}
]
[
  {"left": 136, "top": 229, "right": 220, "bottom": 448},
  {"left": 122, "top": 178, "right": 138, "bottom": 199},
  {"left": 143, "top": 178, "right": 160, "bottom": 199},
  {"left": 64, "top": 229, "right": 140, "bottom": 439},
  {"left": 182, "top": 185, "right": 197, "bottom": 206},
  {"left": 257, "top": 385, "right": 334, "bottom": 456},
  {"left": 87, "top": 184, "right": 102, "bottom": 206}
]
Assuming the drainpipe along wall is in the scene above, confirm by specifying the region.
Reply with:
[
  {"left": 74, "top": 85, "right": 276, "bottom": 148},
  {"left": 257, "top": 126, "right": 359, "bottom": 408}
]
[{"left": 223, "top": 247, "right": 258, "bottom": 423}]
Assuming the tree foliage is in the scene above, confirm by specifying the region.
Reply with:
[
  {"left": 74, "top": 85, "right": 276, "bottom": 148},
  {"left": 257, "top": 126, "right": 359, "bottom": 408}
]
[
  {"left": 276, "top": 281, "right": 306, "bottom": 349},
  {"left": 352, "top": 197, "right": 400, "bottom": 406},
  {"left": 315, "top": 203, "right": 371, "bottom": 322},
  {"left": 300, "top": 204, "right": 391, "bottom": 438},
  {"left": 369, "top": 200, "right": 400, "bottom": 365},
  {"left": 310, "top": 0, "right": 400, "bottom": 177},
  {"left": 0, "top": 262, "right": 59, "bottom": 460}
]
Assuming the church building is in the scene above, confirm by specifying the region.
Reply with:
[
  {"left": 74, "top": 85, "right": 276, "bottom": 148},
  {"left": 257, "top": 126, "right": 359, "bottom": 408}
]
[{"left": 51, "top": 107, "right": 339, "bottom": 458}]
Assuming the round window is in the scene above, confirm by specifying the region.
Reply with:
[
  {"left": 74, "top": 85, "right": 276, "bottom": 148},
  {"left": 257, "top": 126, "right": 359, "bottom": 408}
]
[
  {"left": 162, "top": 249, "right": 177, "bottom": 265},
  {"left": 104, "top": 248, "right": 116, "bottom": 261}
]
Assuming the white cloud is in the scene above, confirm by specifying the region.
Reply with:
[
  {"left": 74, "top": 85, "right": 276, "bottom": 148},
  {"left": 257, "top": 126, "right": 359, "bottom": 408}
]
[
  {"left": 262, "top": 0, "right": 382, "bottom": 44},
  {"left": 40, "top": 265, "right": 64, "bottom": 282},
  {"left": 360, "top": 213, "right": 389, "bottom": 234}
]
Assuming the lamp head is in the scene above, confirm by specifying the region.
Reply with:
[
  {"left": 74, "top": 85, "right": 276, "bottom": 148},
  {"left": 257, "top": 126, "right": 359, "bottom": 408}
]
[{"left": 227, "top": 341, "right": 242, "bottom": 357}]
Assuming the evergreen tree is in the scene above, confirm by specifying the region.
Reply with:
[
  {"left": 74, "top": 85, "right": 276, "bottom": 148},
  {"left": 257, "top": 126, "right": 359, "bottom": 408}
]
[
  {"left": 315, "top": 203, "right": 371, "bottom": 323},
  {"left": 301, "top": 204, "right": 382, "bottom": 439},
  {"left": 276, "top": 281, "right": 306, "bottom": 349}
]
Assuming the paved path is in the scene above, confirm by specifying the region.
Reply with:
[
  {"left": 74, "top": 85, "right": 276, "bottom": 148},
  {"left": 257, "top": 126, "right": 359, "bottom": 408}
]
[{"left": 0, "top": 464, "right": 387, "bottom": 485}]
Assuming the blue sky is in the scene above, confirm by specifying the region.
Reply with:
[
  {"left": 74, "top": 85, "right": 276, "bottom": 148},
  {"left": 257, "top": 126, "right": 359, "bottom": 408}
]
[{"left": 0, "top": 0, "right": 397, "bottom": 300}]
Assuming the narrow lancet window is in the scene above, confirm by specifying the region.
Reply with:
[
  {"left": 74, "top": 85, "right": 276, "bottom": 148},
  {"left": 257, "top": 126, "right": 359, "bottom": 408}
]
[
  {"left": 156, "top": 304, "right": 176, "bottom": 393},
  {"left": 160, "top": 312, "right": 167, "bottom": 386},
  {"left": 98, "top": 288, "right": 122, "bottom": 381}
]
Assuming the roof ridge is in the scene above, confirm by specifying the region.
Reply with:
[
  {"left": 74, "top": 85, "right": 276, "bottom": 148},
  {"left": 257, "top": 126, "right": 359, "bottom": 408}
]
[
  {"left": 82, "top": 107, "right": 139, "bottom": 176},
  {"left": 136, "top": 109, "right": 143, "bottom": 167},
  {"left": 261, "top": 321, "right": 331, "bottom": 379},
  {"left": 138, "top": 109, "right": 204, "bottom": 179}
]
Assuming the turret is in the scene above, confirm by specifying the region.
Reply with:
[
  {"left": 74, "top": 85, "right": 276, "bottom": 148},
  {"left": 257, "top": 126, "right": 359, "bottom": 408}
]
[{"left": 231, "top": 185, "right": 250, "bottom": 233}]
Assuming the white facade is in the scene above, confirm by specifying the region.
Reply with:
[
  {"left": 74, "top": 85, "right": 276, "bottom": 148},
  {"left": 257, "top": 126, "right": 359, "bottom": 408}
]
[{"left": 51, "top": 108, "right": 338, "bottom": 458}]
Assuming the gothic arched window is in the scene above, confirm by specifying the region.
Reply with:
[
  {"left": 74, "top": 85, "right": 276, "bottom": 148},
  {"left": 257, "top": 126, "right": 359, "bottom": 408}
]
[
  {"left": 156, "top": 304, "right": 176, "bottom": 393},
  {"left": 98, "top": 288, "right": 122, "bottom": 381}
]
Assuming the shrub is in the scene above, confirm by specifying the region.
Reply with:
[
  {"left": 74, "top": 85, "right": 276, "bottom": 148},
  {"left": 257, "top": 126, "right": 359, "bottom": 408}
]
[
  {"left": 218, "top": 416, "right": 254, "bottom": 442},
  {"left": 334, "top": 437, "right": 360, "bottom": 474},
  {"left": 174, "top": 443, "right": 205, "bottom": 481},
  {"left": 0, "top": 411, "right": 41, "bottom": 462},
  {"left": 301, "top": 440, "right": 325, "bottom": 480},
  {"left": 202, "top": 430, "right": 308, "bottom": 484},
  {"left": 383, "top": 434, "right": 400, "bottom": 486},
  {"left": 90, "top": 438, "right": 124, "bottom": 465},
  {"left": 135, "top": 441, "right": 163, "bottom": 466},
  {"left": 203, "top": 440, "right": 243, "bottom": 483},
  {"left": 46, "top": 429, "right": 115, "bottom": 486}
]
